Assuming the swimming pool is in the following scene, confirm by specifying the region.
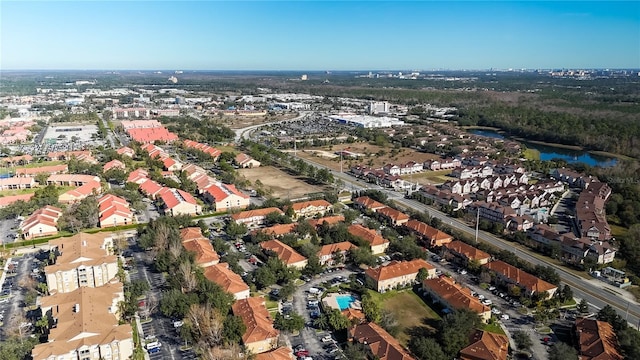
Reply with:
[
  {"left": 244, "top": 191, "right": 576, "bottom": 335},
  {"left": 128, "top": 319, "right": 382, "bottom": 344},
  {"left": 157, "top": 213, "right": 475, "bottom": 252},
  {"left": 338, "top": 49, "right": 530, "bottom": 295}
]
[{"left": 336, "top": 295, "right": 356, "bottom": 310}]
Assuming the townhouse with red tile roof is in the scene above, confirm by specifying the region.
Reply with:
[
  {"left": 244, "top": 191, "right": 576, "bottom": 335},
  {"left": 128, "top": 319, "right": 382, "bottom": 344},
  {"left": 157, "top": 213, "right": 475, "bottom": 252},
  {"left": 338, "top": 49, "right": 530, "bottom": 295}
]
[
  {"left": 365, "top": 259, "right": 435, "bottom": 293},
  {"left": 203, "top": 263, "right": 250, "bottom": 300},
  {"left": 260, "top": 239, "right": 308, "bottom": 269},
  {"left": 158, "top": 187, "right": 201, "bottom": 216},
  {"left": 98, "top": 194, "right": 133, "bottom": 228},
  {"left": 19, "top": 205, "right": 63, "bottom": 240},
  {"left": 459, "top": 330, "right": 509, "bottom": 360},
  {"left": 404, "top": 219, "right": 453, "bottom": 247},
  {"left": 103, "top": 159, "right": 126, "bottom": 172},
  {"left": 231, "top": 207, "right": 284, "bottom": 227},
  {"left": 348, "top": 224, "right": 390, "bottom": 255},
  {"left": 482, "top": 260, "right": 558, "bottom": 299},
  {"left": 232, "top": 297, "right": 279, "bottom": 354},
  {"left": 422, "top": 276, "right": 491, "bottom": 322},
  {"left": 287, "top": 199, "right": 332, "bottom": 219},
  {"left": 180, "top": 227, "right": 219, "bottom": 268},
  {"left": 349, "top": 322, "right": 415, "bottom": 360},
  {"left": 203, "top": 182, "right": 250, "bottom": 212}
]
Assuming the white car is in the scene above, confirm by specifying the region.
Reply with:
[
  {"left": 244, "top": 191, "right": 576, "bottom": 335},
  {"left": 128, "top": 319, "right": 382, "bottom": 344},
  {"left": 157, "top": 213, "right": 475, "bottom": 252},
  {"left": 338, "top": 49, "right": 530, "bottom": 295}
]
[
  {"left": 500, "top": 314, "right": 510, "bottom": 320},
  {"left": 482, "top": 299, "right": 493, "bottom": 306},
  {"left": 145, "top": 341, "right": 161, "bottom": 350},
  {"left": 491, "top": 308, "right": 502, "bottom": 315},
  {"left": 321, "top": 335, "right": 333, "bottom": 343},
  {"left": 173, "top": 320, "right": 184, "bottom": 328}
]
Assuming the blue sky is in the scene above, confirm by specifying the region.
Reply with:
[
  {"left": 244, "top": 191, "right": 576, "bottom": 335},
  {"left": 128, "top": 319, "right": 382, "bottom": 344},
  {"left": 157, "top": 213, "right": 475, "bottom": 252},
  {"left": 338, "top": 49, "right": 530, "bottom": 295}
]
[{"left": 2, "top": 1, "right": 639, "bottom": 70}]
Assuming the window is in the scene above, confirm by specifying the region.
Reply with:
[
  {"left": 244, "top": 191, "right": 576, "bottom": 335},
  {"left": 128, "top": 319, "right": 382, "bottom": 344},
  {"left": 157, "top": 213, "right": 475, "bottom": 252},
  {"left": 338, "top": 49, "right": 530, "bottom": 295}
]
[{"left": 79, "top": 348, "right": 90, "bottom": 360}]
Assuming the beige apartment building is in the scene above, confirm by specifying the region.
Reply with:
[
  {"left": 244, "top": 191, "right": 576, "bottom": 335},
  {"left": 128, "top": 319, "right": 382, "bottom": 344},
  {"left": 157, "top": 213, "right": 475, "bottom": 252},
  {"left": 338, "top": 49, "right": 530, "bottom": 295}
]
[
  {"left": 45, "top": 233, "right": 118, "bottom": 295},
  {"left": 32, "top": 283, "right": 134, "bottom": 360}
]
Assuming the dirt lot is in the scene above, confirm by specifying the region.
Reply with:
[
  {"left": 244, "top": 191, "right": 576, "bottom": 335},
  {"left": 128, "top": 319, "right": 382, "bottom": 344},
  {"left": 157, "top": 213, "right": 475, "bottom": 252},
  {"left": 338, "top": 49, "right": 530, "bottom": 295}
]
[
  {"left": 294, "top": 143, "right": 440, "bottom": 172},
  {"left": 238, "top": 166, "right": 326, "bottom": 200}
]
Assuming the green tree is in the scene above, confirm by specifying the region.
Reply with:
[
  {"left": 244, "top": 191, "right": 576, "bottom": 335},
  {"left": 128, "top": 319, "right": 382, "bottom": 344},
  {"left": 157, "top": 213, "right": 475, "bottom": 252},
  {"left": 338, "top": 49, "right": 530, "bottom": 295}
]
[
  {"left": 225, "top": 221, "right": 248, "bottom": 239},
  {"left": 417, "top": 267, "right": 430, "bottom": 282},
  {"left": 254, "top": 266, "right": 277, "bottom": 289},
  {"left": 409, "top": 336, "right": 447, "bottom": 360},
  {"left": 512, "top": 330, "right": 533, "bottom": 351},
  {"left": 361, "top": 292, "right": 382, "bottom": 323},
  {"left": 222, "top": 315, "right": 246, "bottom": 344},
  {"left": 577, "top": 298, "right": 589, "bottom": 314},
  {"left": 303, "top": 254, "right": 324, "bottom": 276},
  {"left": 547, "top": 342, "right": 578, "bottom": 360}
]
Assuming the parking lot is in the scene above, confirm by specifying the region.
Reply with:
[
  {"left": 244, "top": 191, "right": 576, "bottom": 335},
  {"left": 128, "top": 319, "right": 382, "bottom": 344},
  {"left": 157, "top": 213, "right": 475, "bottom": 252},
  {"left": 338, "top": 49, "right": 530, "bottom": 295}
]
[
  {"left": 289, "top": 268, "right": 354, "bottom": 360},
  {"left": 0, "top": 252, "right": 39, "bottom": 341},
  {"left": 428, "top": 254, "right": 548, "bottom": 360},
  {"left": 128, "top": 237, "right": 196, "bottom": 360}
]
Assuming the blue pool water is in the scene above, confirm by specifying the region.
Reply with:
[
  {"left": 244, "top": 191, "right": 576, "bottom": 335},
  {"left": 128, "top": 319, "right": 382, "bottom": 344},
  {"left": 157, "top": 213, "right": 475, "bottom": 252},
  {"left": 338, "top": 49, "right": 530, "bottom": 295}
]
[{"left": 336, "top": 295, "right": 355, "bottom": 310}]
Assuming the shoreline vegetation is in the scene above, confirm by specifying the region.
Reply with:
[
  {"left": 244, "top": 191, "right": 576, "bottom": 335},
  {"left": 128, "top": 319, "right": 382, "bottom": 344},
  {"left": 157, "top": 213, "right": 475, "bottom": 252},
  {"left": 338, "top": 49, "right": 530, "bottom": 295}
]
[{"left": 461, "top": 126, "right": 635, "bottom": 162}]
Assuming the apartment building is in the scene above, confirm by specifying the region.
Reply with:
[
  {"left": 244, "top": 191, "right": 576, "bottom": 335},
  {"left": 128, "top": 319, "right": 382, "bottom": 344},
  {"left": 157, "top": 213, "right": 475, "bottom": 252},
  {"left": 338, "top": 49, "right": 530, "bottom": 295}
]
[
  {"left": 443, "top": 240, "right": 492, "bottom": 265},
  {"left": 180, "top": 227, "right": 219, "bottom": 268},
  {"left": 203, "top": 263, "right": 250, "bottom": 300},
  {"left": 288, "top": 199, "right": 333, "bottom": 219},
  {"left": 260, "top": 240, "right": 308, "bottom": 269},
  {"left": 317, "top": 241, "right": 356, "bottom": 266},
  {"left": 32, "top": 283, "right": 134, "bottom": 360},
  {"left": 349, "top": 322, "right": 415, "bottom": 360},
  {"left": 376, "top": 206, "right": 410, "bottom": 226},
  {"left": 98, "top": 194, "right": 133, "bottom": 228},
  {"left": 203, "top": 182, "right": 250, "bottom": 212},
  {"left": 232, "top": 297, "right": 280, "bottom": 354},
  {"left": 459, "top": 330, "right": 509, "bottom": 360},
  {"left": 365, "top": 259, "right": 435, "bottom": 293},
  {"left": 422, "top": 276, "right": 491, "bottom": 322},
  {"left": 575, "top": 318, "right": 623, "bottom": 360},
  {"left": 348, "top": 224, "right": 390, "bottom": 255},
  {"left": 404, "top": 219, "right": 453, "bottom": 247},
  {"left": 482, "top": 260, "right": 557, "bottom": 299},
  {"left": 45, "top": 233, "right": 118, "bottom": 295},
  {"left": 159, "top": 187, "right": 202, "bottom": 216},
  {"left": 231, "top": 207, "right": 284, "bottom": 227},
  {"left": 20, "top": 205, "right": 63, "bottom": 240}
]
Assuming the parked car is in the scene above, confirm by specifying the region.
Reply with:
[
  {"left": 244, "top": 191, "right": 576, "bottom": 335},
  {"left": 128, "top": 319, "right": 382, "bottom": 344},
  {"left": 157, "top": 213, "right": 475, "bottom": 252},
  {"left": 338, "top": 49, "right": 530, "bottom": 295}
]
[{"left": 321, "top": 335, "right": 333, "bottom": 343}]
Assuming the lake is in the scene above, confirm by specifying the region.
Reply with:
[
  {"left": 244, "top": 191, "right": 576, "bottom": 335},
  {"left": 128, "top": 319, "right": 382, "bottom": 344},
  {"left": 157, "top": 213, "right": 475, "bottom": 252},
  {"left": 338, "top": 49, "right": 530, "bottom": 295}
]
[{"left": 469, "top": 129, "right": 618, "bottom": 167}]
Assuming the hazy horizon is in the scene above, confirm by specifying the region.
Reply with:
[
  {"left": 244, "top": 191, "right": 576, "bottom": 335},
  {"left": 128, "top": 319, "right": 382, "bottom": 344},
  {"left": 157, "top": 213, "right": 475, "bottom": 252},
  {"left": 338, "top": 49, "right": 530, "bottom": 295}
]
[{"left": 2, "top": 1, "right": 639, "bottom": 70}]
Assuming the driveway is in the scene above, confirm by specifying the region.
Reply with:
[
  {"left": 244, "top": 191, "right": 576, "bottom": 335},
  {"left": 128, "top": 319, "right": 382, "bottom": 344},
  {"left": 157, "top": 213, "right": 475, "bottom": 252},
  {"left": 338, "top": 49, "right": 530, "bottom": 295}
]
[
  {"left": 288, "top": 268, "right": 354, "bottom": 359},
  {"left": 0, "top": 254, "right": 37, "bottom": 341}
]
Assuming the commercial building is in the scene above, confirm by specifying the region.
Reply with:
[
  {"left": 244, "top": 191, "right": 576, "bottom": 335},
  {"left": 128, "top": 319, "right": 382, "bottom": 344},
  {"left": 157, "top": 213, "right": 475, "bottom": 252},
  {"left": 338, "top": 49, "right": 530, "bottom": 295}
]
[{"left": 329, "top": 114, "right": 405, "bottom": 128}]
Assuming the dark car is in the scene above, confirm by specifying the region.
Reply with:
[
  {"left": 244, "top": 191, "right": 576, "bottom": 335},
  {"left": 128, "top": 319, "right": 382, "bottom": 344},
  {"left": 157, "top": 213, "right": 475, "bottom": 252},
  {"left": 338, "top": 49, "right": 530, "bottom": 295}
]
[{"left": 148, "top": 347, "right": 161, "bottom": 354}]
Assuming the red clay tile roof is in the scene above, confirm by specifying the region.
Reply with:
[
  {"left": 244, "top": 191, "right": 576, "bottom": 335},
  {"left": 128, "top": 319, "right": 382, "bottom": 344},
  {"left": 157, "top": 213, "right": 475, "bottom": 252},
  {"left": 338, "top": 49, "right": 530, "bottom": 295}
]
[
  {"left": 231, "top": 207, "right": 283, "bottom": 221},
  {"left": 365, "top": 259, "right": 434, "bottom": 282},
  {"left": 354, "top": 196, "right": 387, "bottom": 211},
  {"left": 422, "top": 276, "right": 490, "bottom": 315},
  {"left": 290, "top": 199, "right": 332, "bottom": 211},
  {"left": 377, "top": 207, "right": 410, "bottom": 223},
  {"left": 139, "top": 179, "right": 163, "bottom": 196},
  {"left": 183, "top": 239, "right": 219, "bottom": 266},
  {"left": 483, "top": 260, "right": 557, "bottom": 294},
  {"left": 259, "top": 223, "right": 297, "bottom": 237},
  {"left": 126, "top": 127, "right": 178, "bottom": 143},
  {"left": 459, "top": 330, "right": 509, "bottom": 360},
  {"left": 348, "top": 224, "right": 389, "bottom": 247},
  {"left": 405, "top": 219, "right": 453, "bottom": 243},
  {"left": 260, "top": 240, "right": 307, "bottom": 265},
  {"left": 103, "top": 159, "right": 125, "bottom": 172},
  {"left": 232, "top": 297, "right": 279, "bottom": 345},
  {"left": 350, "top": 322, "right": 415, "bottom": 360},
  {"left": 318, "top": 241, "right": 356, "bottom": 257},
  {"left": 575, "top": 318, "right": 623, "bottom": 360},
  {"left": 308, "top": 215, "right": 345, "bottom": 227},
  {"left": 203, "top": 263, "right": 249, "bottom": 295},
  {"left": 0, "top": 193, "right": 34, "bottom": 207},
  {"left": 444, "top": 241, "right": 491, "bottom": 262},
  {"left": 255, "top": 347, "right": 292, "bottom": 360}
]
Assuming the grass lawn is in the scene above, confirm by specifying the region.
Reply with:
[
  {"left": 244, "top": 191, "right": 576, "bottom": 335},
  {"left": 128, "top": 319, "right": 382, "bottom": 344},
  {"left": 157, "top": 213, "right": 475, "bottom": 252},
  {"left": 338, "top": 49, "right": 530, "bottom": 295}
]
[
  {"left": 401, "top": 169, "right": 453, "bottom": 185},
  {"left": 522, "top": 148, "right": 540, "bottom": 160},
  {"left": 368, "top": 289, "right": 441, "bottom": 346},
  {"left": 610, "top": 224, "right": 628, "bottom": 238},
  {"left": 481, "top": 321, "right": 506, "bottom": 335}
]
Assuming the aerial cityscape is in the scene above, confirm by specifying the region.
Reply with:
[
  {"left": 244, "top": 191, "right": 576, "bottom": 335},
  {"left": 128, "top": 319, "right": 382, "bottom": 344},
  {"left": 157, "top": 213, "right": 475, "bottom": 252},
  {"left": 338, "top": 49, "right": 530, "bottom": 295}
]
[{"left": 0, "top": 2, "right": 639, "bottom": 360}]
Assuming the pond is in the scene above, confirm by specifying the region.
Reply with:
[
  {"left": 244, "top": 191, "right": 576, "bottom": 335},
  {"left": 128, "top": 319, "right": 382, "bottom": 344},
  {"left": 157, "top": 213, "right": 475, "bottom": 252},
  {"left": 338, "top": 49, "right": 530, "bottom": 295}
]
[{"left": 469, "top": 129, "right": 618, "bottom": 167}]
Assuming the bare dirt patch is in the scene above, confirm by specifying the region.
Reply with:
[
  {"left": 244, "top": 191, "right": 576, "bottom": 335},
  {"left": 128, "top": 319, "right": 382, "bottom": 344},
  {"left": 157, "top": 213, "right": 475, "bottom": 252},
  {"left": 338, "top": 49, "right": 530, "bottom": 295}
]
[
  {"left": 294, "top": 143, "right": 440, "bottom": 172},
  {"left": 238, "top": 166, "right": 326, "bottom": 200}
]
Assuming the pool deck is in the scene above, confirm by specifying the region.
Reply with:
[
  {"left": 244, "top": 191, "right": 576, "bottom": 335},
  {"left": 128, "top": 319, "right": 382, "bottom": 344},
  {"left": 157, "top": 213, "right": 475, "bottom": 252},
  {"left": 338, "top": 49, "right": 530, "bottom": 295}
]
[{"left": 323, "top": 293, "right": 361, "bottom": 311}]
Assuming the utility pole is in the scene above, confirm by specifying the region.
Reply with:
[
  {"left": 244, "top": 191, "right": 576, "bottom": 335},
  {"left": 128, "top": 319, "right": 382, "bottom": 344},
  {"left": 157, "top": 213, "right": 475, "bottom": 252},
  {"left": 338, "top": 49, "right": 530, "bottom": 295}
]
[{"left": 475, "top": 208, "right": 480, "bottom": 244}]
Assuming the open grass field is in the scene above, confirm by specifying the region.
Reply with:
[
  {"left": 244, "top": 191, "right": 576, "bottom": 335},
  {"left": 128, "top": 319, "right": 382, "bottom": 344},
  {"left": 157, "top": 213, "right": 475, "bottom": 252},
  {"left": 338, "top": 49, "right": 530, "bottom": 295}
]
[
  {"left": 237, "top": 166, "right": 326, "bottom": 200},
  {"left": 400, "top": 169, "right": 453, "bottom": 185},
  {"left": 368, "top": 290, "right": 441, "bottom": 346},
  {"left": 0, "top": 185, "right": 76, "bottom": 198},
  {"left": 295, "top": 143, "right": 440, "bottom": 172},
  {"left": 0, "top": 161, "right": 65, "bottom": 175}
]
